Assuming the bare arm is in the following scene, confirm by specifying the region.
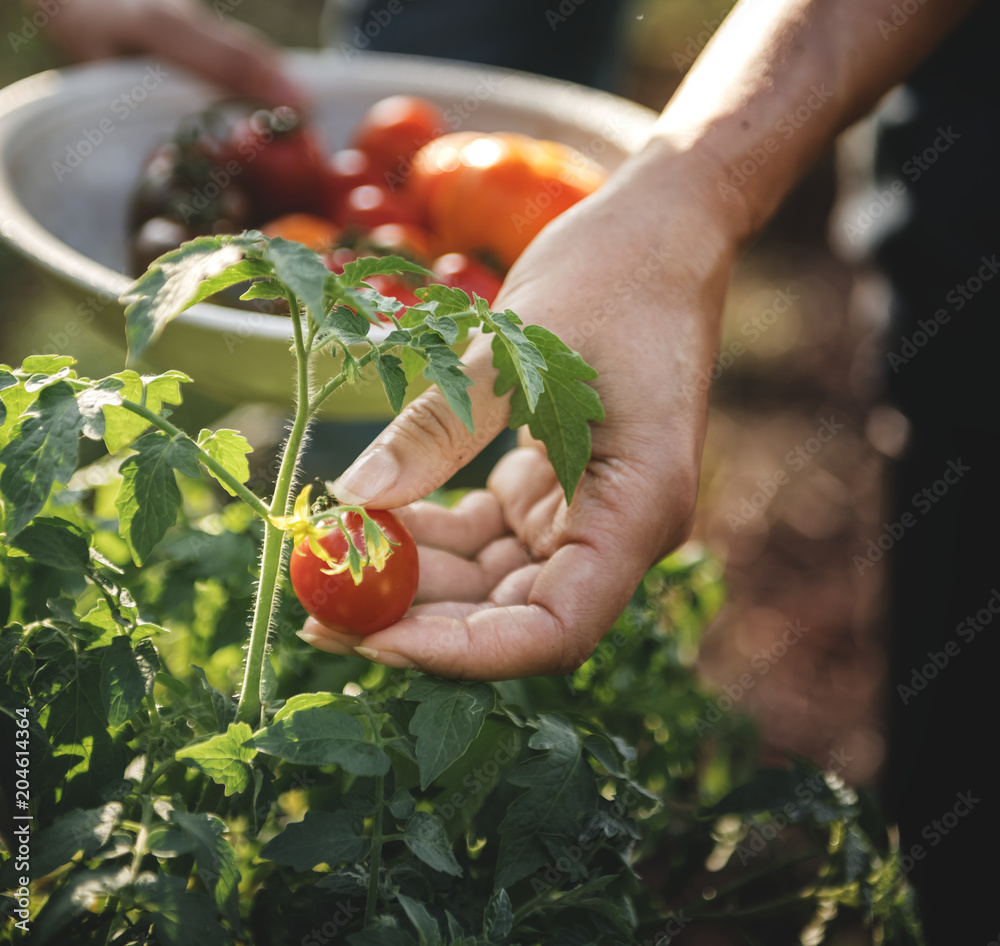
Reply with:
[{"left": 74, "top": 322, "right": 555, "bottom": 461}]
[{"left": 300, "top": 0, "right": 975, "bottom": 678}]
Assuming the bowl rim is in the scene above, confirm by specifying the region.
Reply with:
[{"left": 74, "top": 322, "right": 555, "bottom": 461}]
[{"left": 0, "top": 50, "right": 658, "bottom": 344}]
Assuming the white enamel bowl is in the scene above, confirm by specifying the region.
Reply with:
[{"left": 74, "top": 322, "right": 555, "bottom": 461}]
[{"left": 0, "top": 51, "right": 655, "bottom": 417}]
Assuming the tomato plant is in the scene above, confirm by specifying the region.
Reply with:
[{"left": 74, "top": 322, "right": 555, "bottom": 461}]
[
  {"left": 0, "top": 227, "right": 924, "bottom": 945},
  {"left": 289, "top": 508, "right": 419, "bottom": 635},
  {"left": 431, "top": 252, "right": 504, "bottom": 305}
]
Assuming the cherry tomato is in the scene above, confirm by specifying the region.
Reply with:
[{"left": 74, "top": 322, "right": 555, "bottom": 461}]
[
  {"left": 322, "top": 148, "right": 382, "bottom": 220},
  {"left": 405, "top": 131, "right": 481, "bottom": 226},
  {"left": 363, "top": 223, "right": 435, "bottom": 265},
  {"left": 260, "top": 213, "right": 340, "bottom": 252},
  {"left": 224, "top": 106, "right": 326, "bottom": 221},
  {"left": 340, "top": 185, "right": 420, "bottom": 230},
  {"left": 411, "top": 132, "right": 606, "bottom": 268},
  {"left": 351, "top": 95, "right": 447, "bottom": 174},
  {"left": 290, "top": 510, "right": 419, "bottom": 635},
  {"left": 430, "top": 252, "right": 503, "bottom": 305}
]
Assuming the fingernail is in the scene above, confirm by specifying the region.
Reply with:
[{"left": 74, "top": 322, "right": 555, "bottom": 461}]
[
  {"left": 333, "top": 449, "right": 398, "bottom": 505},
  {"left": 354, "top": 646, "right": 415, "bottom": 669},
  {"left": 296, "top": 630, "right": 352, "bottom": 655}
]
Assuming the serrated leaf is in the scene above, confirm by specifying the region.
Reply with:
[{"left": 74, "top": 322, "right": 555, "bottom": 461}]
[
  {"left": 171, "top": 811, "right": 241, "bottom": 925},
  {"left": 316, "top": 866, "right": 369, "bottom": 896},
  {"left": 259, "top": 809, "right": 369, "bottom": 871},
  {"left": 176, "top": 721, "right": 255, "bottom": 796},
  {"left": 240, "top": 278, "right": 285, "bottom": 300},
  {"left": 495, "top": 715, "right": 597, "bottom": 889},
  {"left": 21, "top": 354, "right": 77, "bottom": 374},
  {"left": 74, "top": 378, "right": 124, "bottom": 441},
  {"left": 122, "top": 236, "right": 264, "bottom": 360},
  {"left": 115, "top": 432, "right": 202, "bottom": 564},
  {"left": 0, "top": 381, "right": 35, "bottom": 447},
  {"left": 483, "top": 888, "right": 513, "bottom": 942},
  {"left": 403, "top": 811, "right": 462, "bottom": 877},
  {"left": 263, "top": 237, "right": 332, "bottom": 324},
  {"left": 422, "top": 315, "right": 460, "bottom": 346},
  {"left": 411, "top": 284, "right": 473, "bottom": 317},
  {"left": 102, "top": 369, "right": 190, "bottom": 454},
  {"left": 10, "top": 517, "right": 90, "bottom": 571},
  {"left": 133, "top": 874, "right": 229, "bottom": 946},
  {"left": 271, "top": 691, "right": 343, "bottom": 722},
  {"left": 397, "top": 892, "right": 442, "bottom": 946},
  {"left": 249, "top": 706, "right": 390, "bottom": 775},
  {"left": 0, "top": 803, "right": 120, "bottom": 887},
  {"left": 0, "top": 381, "right": 85, "bottom": 537},
  {"left": 341, "top": 255, "right": 433, "bottom": 284},
  {"left": 484, "top": 306, "right": 546, "bottom": 408},
  {"left": 101, "top": 637, "right": 146, "bottom": 727},
  {"left": 374, "top": 353, "right": 407, "bottom": 413},
  {"left": 411, "top": 333, "right": 473, "bottom": 431},
  {"left": 29, "top": 866, "right": 130, "bottom": 946},
  {"left": 406, "top": 677, "right": 495, "bottom": 788},
  {"left": 147, "top": 825, "right": 199, "bottom": 857},
  {"left": 197, "top": 428, "right": 252, "bottom": 496},
  {"left": 389, "top": 788, "right": 416, "bottom": 821},
  {"left": 493, "top": 325, "right": 603, "bottom": 503},
  {"left": 315, "top": 306, "right": 372, "bottom": 350},
  {"left": 23, "top": 365, "right": 73, "bottom": 393}
]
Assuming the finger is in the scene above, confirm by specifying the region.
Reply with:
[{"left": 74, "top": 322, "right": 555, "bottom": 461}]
[
  {"left": 126, "top": 5, "right": 306, "bottom": 106},
  {"left": 331, "top": 334, "right": 510, "bottom": 509},
  {"left": 415, "top": 537, "right": 531, "bottom": 603},
  {"left": 393, "top": 491, "right": 508, "bottom": 557}
]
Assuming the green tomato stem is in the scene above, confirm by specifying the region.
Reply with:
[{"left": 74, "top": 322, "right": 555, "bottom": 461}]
[
  {"left": 116, "top": 398, "right": 270, "bottom": 520},
  {"left": 235, "top": 300, "right": 311, "bottom": 726}
]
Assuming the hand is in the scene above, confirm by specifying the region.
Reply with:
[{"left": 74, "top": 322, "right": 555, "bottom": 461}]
[
  {"left": 38, "top": 0, "right": 304, "bottom": 106},
  {"left": 297, "top": 143, "right": 743, "bottom": 679}
]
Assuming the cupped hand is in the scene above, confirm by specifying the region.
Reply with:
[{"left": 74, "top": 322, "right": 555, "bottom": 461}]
[
  {"left": 298, "top": 144, "right": 742, "bottom": 680},
  {"left": 38, "top": 0, "right": 304, "bottom": 106}
]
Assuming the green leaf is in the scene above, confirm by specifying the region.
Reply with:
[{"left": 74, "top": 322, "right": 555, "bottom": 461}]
[
  {"left": 397, "top": 892, "right": 442, "bottom": 946},
  {"left": 21, "top": 354, "right": 77, "bottom": 375},
  {"left": 411, "top": 332, "right": 473, "bottom": 431},
  {"left": 102, "top": 369, "right": 189, "bottom": 454},
  {"left": 171, "top": 811, "right": 241, "bottom": 925},
  {"left": 262, "top": 236, "right": 333, "bottom": 324},
  {"left": 29, "top": 866, "right": 130, "bottom": 946},
  {"left": 341, "top": 255, "right": 433, "bottom": 284},
  {"left": 271, "top": 690, "right": 342, "bottom": 722},
  {"left": 10, "top": 517, "right": 90, "bottom": 572},
  {"left": 115, "top": 431, "right": 202, "bottom": 564},
  {"left": 403, "top": 811, "right": 462, "bottom": 877},
  {"left": 0, "top": 803, "right": 121, "bottom": 887},
  {"left": 388, "top": 788, "right": 416, "bottom": 821},
  {"left": 240, "top": 278, "right": 285, "bottom": 300},
  {"left": 705, "top": 764, "right": 848, "bottom": 824},
  {"left": 0, "top": 380, "right": 35, "bottom": 447},
  {"left": 176, "top": 721, "right": 255, "bottom": 796},
  {"left": 484, "top": 306, "right": 546, "bottom": 409},
  {"left": 315, "top": 306, "right": 372, "bottom": 350},
  {"left": 495, "top": 715, "right": 598, "bottom": 889},
  {"left": 101, "top": 637, "right": 146, "bottom": 727},
  {"left": 74, "top": 378, "right": 125, "bottom": 441},
  {"left": 422, "top": 314, "right": 460, "bottom": 346},
  {"left": 133, "top": 873, "right": 229, "bottom": 946},
  {"left": 121, "top": 235, "right": 263, "bottom": 361},
  {"left": 0, "top": 381, "right": 85, "bottom": 537},
  {"left": 374, "top": 353, "right": 407, "bottom": 413},
  {"left": 197, "top": 428, "right": 252, "bottom": 496},
  {"left": 259, "top": 809, "right": 370, "bottom": 871},
  {"left": 147, "top": 825, "right": 198, "bottom": 857},
  {"left": 411, "top": 284, "right": 474, "bottom": 317},
  {"left": 249, "top": 706, "right": 390, "bottom": 775},
  {"left": 493, "top": 325, "right": 603, "bottom": 503},
  {"left": 406, "top": 677, "right": 495, "bottom": 788},
  {"left": 483, "top": 888, "right": 513, "bottom": 942}
]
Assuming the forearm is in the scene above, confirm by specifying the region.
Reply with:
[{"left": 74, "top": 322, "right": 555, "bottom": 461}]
[{"left": 639, "top": 0, "right": 978, "bottom": 242}]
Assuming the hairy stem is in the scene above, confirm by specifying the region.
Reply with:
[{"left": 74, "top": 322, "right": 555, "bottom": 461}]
[{"left": 365, "top": 773, "right": 385, "bottom": 928}]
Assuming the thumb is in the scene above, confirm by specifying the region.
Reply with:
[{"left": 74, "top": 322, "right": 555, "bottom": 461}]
[{"left": 332, "top": 336, "right": 510, "bottom": 508}]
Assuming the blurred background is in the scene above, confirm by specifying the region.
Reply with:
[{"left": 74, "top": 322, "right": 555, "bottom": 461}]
[{"left": 0, "top": 0, "right": 895, "bottom": 787}]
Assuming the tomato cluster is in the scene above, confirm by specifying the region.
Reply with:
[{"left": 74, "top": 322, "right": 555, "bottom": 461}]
[{"left": 129, "top": 94, "right": 607, "bottom": 305}]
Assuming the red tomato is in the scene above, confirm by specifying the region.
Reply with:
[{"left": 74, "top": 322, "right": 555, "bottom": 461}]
[
  {"left": 225, "top": 106, "right": 326, "bottom": 221},
  {"left": 322, "top": 148, "right": 382, "bottom": 220},
  {"left": 430, "top": 253, "right": 503, "bottom": 305},
  {"left": 364, "top": 223, "right": 435, "bottom": 265},
  {"left": 290, "top": 510, "right": 419, "bottom": 636},
  {"left": 340, "top": 185, "right": 420, "bottom": 229},
  {"left": 412, "top": 132, "right": 606, "bottom": 268},
  {"left": 323, "top": 246, "right": 358, "bottom": 275},
  {"left": 260, "top": 213, "right": 340, "bottom": 252},
  {"left": 351, "top": 95, "right": 447, "bottom": 175}
]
